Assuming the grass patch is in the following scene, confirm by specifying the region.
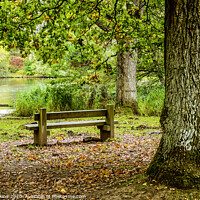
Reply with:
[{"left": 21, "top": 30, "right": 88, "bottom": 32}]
[
  {"left": 0, "top": 118, "right": 32, "bottom": 141},
  {"left": 0, "top": 113, "right": 161, "bottom": 142}
]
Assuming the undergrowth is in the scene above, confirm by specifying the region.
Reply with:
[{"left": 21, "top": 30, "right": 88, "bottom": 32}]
[
  {"left": 13, "top": 78, "right": 164, "bottom": 117},
  {"left": 137, "top": 82, "right": 165, "bottom": 116}
]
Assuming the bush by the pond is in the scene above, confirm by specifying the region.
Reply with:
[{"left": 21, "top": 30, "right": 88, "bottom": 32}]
[
  {"left": 14, "top": 81, "right": 116, "bottom": 117},
  {"left": 14, "top": 85, "right": 48, "bottom": 117},
  {"left": 14, "top": 80, "right": 164, "bottom": 117}
]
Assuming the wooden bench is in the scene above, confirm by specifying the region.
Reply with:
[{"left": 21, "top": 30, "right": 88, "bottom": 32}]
[{"left": 24, "top": 104, "right": 115, "bottom": 145}]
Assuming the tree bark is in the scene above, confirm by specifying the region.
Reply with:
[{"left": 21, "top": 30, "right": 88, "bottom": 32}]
[
  {"left": 116, "top": 49, "right": 139, "bottom": 114},
  {"left": 115, "top": 0, "right": 144, "bottom": 115},
  {"left": 147, "top": 0, "right": 200, "bottom": 188}
]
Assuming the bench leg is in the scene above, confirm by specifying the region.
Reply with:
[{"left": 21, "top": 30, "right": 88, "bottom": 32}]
[
  {"left": 105, "top": 104, "right": 114, "bottom": 138},
  {"left": 100, "top": 128, "right": 112, "bottom": 141},
  {"left": 38, "top": 108, "right": 47, "bottom": 145},
  {"left": 34, "top": 130, "right": 39, "bottom": 145},
  {"left": 34, "top": 130, "right": 48, "bottom": 145}
]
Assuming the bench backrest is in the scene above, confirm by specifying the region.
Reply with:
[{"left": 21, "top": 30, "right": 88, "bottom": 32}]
[{"left": 34, "top": 109, "right": 107, "bottom": 121}]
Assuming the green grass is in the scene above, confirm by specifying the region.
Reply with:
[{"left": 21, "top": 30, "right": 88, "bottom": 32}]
[
  {"left": 0, "top": 118, "right": 32, "bottom": 141},
  {"left": 115, "top": 112, "right": 161, "bottom": 136},
  {"left": 0, "top": 113, "right": 160, "bottom": 142}
]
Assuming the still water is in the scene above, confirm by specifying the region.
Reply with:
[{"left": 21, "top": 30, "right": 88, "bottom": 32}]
[{"left": 0, "top": 78, "right": 43, "bottom": 115}]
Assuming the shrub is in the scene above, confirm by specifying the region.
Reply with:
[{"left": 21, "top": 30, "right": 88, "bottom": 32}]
[
  {"left": 8, "top": 65, "right": 19, "bottom": 73},
  {"left": 137, "top": 82, "right": 165, "bottom": 116},
  {"left": 14, "top": 85, "right": 47, "bottom": 116},
  {"left": 10, "top": 56, "right": 23, "bottom": 68},
  {"left": 13, "top": 80, "right": 116, "bottom": 116},
  {"left": 14, "top": 78, "right": 164, "bottom": 117},
  {"left": 0, "top": 47, "right": 11, "bottom": 76}
]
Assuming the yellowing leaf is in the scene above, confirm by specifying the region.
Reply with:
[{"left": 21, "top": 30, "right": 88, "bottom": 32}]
[{"left": 60, "top": 188, "right": 67, "bottom": 194}]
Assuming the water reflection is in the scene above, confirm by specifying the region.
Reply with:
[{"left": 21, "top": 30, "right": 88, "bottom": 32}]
[
  {"left": 0, "top": 109, "right": 15, "bottom": 117},
  {"left": 0, "top": 78, "right": 43, "bottom": 115}
]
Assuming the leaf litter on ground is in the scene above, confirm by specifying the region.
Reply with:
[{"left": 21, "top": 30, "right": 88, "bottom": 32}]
[{"left": 0, "top": 131, "right": 161, "bottom": 199}]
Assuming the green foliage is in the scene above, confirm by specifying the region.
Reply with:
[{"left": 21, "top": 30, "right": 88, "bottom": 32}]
[
  {"left": 24, "top": 65, "right": 33, "bottom": 76},
  {"left": 13, "top": 76, "right": 164, "bottom": 117},
  {"left": 28, "top": 61, "right": 52, "bottom": 76},
  {"left": 0, "top": 0, "right": 165, "bottom": 102},
  {"left": 22, "top": 59, "right": 69, "bottom": 77},
  {"left": 136, "top": 0, "right": 165, "bottom": 82},
  {"left": 0, "top": 0, "right": 164, "bottom": 78},
  {"left": 23, "top": 59, "right": 34, "bottom": 75},
  {"left": 45, "top": 79, "right": 116, "bottom": 111},
  {"left": 23, "top": 59, "right": 32, "bottom": 67},
  {"left": 46, "top": 83, "right": 81, "bottom": 111},
  {"left": 9, "top": 49, "right": 21, "bottom": 56},
  {"left": 1, "top": 0, "right": 165, "bottom": 117},
  {"left": 13, "top": 77, "right": 116, "bottom": 116},
  {"left": 14, "top": 84, "right": 48, "bottom": 116},
  {"left": 137, "top": 82, "right": 165, "bottom": 116},
  {"left": 8, "top": 65, "right": 19, "bottom": 73},
  {"left": 0, "top": 46, "right": 10, "bottom": 76}
]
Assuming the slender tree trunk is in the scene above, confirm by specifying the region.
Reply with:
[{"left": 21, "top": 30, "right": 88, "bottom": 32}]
[
  {"left": 116, "top": 49, "right": 139, "bottom": 114},
  {"left": 115, "top": 0, "right": 144, "bottom": 114},
  {"left": 147, "top": 0, "right": 200, "bottom": 188}
]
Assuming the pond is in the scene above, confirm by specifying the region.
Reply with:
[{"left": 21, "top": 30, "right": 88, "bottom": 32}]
[{"left": 0, "top": 78, "right": 44, "bottom": 115}]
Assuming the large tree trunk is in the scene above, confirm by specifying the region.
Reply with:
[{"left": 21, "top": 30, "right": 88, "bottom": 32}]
[
  {"left": 147, "top": 0, "right": 200, "bottom": 188},
  {"left": 116, "top": 50, "right": 140, "bottom": 114}
]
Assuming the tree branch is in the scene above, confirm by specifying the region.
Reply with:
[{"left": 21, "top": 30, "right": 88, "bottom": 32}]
[
  {"left": 94, "top": 20, "right": 112, "bottom": 32},
  {"left": 96, "top": 53, "right": 117, "bottom": 69},
  {"left": 18, "top": 0, "right": 66, "bottom": 28}
]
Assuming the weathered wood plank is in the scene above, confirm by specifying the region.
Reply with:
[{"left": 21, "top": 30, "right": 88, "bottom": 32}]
[
  {"left": 25, "top": 104, "right": 116, "bottom": 145},
  {"left": 38, "top": 108, "right": 47, "bottom": 145},
  {"left": 25, "top": 120, "right": 118, "bottom": 131},
  {"left": 107, "top": 104, "right": 114, "bottom": 137},
  {"left": 34, "top": 130, "right": 39, "bottom": 144},
  {"left": 47, "top": 120, "right": 106, "bottom": 129},
  {"left": 24, "top": 123, "right": 39, "bottom": 130},
  {"left": 34, "top": 109, "right": 107, "bottom": 121},
  {"left": 25, "top": 120, "right": 106, "bottom": 130},
  {"left": 100, "top": 104, "right": 114, "bottom": 141}
]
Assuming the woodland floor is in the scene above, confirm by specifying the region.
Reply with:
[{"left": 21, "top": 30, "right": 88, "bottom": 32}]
[{"left": 0, "top": 116, "right": 199, "bottom": 199}]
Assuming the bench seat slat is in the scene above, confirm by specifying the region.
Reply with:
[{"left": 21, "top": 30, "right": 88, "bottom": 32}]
[
  {"left": 47, "top": 120, "right": 106, "bottom": 129},
  {"left": 25, "top": 120, "right": 107, "bottom": 131},
  {"left": 34, "top": 109, "right": 107, "bottom": 121}
]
